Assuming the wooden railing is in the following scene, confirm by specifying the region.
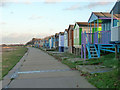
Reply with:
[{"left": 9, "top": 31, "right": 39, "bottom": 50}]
[{"left": 82, "top": 31, "right": 111, "bottom": 45}]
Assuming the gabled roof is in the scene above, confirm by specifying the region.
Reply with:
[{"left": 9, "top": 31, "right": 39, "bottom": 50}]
[
  {"left": 68, "top": 25, "right": 74, "bottom": 31},
  {"left": 55, "top": 33, "right": 59, "bottom": 35},
  {"left": 59, "top": 32, "right": 64, "bottom": 35},
  {"left": 88, "top": 12, "right": 118, "bottom": 23},
  {"left": 110, "top": 1, "right": 120, "bottom": 14},
  {"left": 93, "top": 12, "right": 112, "bottom": 18},
  {"left": 75, "top": 22, "right": 95, "bottom": 27},
  {"left": 76, "top": 22, "right": 88, "bottom": 26},
  {"left": 44, "top": 36, "right": 50, "bottom": 40},
  {"left": 64, "top": 29, "right": 68, "bottom": 32},
  {"left": 32, "top": 38, "right": 41, "bottom": 41},
  {"left": 51, "top": 35, "right": 54, "bottom": 38},
  {"left": 75, "top": 22, "right": 98, "bottom": 27}
]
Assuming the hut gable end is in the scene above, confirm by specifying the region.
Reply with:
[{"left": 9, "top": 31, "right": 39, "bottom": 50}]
[{"left": 88, "top": 12, "right": 98, "bottom": 23}]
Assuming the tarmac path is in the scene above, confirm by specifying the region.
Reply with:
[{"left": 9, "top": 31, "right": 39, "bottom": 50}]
[{"left": 8, "top": 47, "right": 95, "bottom": 88}]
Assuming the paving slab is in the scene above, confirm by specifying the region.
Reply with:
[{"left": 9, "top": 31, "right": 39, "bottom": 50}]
[
  {"left": 76, "top": 65, "right": 113, "bottom": 74},
  {"left": 9, "top": 76, "right": 94, "bottom": 88}
]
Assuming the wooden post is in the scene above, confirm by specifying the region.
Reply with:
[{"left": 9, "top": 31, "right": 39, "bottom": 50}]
[
  {"left": 90, "top": 23, "right": 92, "bottom": 44},
  {"left": 84, "top": 45, "right": 86, "bottom": 60},
  {"left": 94, "top": 21, "right": 95, "bottom": 32},
  {"left": 90, "top": 22, "right": 91, "bottom": 33},
  {"left": 97, "top": 19, "right": 99, "bottom": 43},
  {"left": 88, "top": 23, "right": 89, "bottom": 33},
  {"left": 98, "top": 44, "right": 100, "bottom": 58},
  {"left": 115, "top": 45, "right": 118, "bottom": 59},
  {"left": 117, "top": 45, "right": 119, "bottom": 53},
  {"left": 111, "top": 11, "right": 113, "bottom": 29},
  {"left": 81, "top": 45, "right": 83, "bottom": 58},
  {"left": 94, "top": 21, "right": 96, "bottom": 44}
]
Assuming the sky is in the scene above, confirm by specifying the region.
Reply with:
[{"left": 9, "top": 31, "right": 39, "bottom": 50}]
[{"left": 0, "top": 0, "right": 117, "bottom": 44}]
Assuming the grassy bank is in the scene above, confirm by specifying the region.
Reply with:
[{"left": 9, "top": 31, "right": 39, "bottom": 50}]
[
  {"left": 81, "top": 53, "right": 120, "bottom": 89},
  {"left": 2, "top": 46, "right": 28, "bottom": 78}
]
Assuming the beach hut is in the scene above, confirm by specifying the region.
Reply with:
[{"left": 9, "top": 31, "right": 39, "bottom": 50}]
[
  {"left": 59, "top": 32, "right": 64, "bottom": 52},
  {"left": 49, "top": 35, "right": 54, "bottom": 49},
  {"left": 64, "top": 29, "right": 68, "bottom": 52},
  {"left": 40, "top": 39, "right": 44, "bottom": 47},
  {"left": 110, "top": 0, "right": 120, "bottom": 42},
  {"left": 44, "top": 37, "right": 50, "bottom": 48},
  {"left": 68, "top": 25, "right": 74, "bottom": 53},
  {"left": 110, "top": 0, "right": 120, "bottom": 54},
  {"left": 53, "top": 33, "right": 59, "bottom": 50},
  {"left": 48, "top": 36, "right": 51, "bottom": 48},
  {"left": 51, "top": 35, "right": 54, "bottom": 48},
  {"left": 34, "top": 38, "right": 41, "bottom": 48},
  {"left": 73, "top": 22, "right": 90, "bottom": 56},
  {"left": 81, "top": 12, "right": 120, "bottom": 59}
]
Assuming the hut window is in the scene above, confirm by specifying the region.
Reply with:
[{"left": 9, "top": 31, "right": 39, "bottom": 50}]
[{"left": 113, "top": 19, "right": 118, "bottom": 27}]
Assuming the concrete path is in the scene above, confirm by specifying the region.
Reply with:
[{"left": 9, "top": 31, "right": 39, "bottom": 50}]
[{"left": 7, "top": 47, "right": 95, "bottom": 88}]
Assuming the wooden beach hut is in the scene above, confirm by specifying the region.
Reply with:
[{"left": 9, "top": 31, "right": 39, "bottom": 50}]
[
  {"left": 44, "top": 37, "right": 50, "bottom": 48},
  {"left": 40, "top": 39, "right": 44, "bottom": 47},
  {"left": 49, "top": 35, "right": 54, "bottom": 49},
  {"left": 81, "top": 12, "right": 120, "bottom": 59},
  {"left": 59, "top": 32, "right": 64, "bottom": 52},
  {"left": 34, "top": 38, "right": 41, "bottom": 48},
  {"left": 53, "top": 33, "right": 59, "bottom": 50},
  {"left": 68, "top": 25, "right": 74, "bottom": 53},
  {"left": 73, "top": 22, "right": 90, "bottom": 56},
  {"left": 64, "top": 29, "right": 68, "bottom": 52},
  {"left": 110, "top": 0, "right": 120, "bottom": 53},
  {"left": 110, "top": 0, "right": 120, "bottom": 42},
  {"left": 48, "top": 36, "right": 51, "bottom": 48}
]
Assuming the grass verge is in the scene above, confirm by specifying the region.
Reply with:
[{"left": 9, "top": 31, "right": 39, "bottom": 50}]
[
  {"left": 2, "top": 46, "right": 28, "bottom": 78},
  {"left": 76, "top": 53, "right": 120, "bottom": 89}
]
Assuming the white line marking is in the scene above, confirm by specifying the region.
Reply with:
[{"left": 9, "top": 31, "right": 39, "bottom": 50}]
[{"left": 17, "top": 69, "right": 72, "bottom": 74}]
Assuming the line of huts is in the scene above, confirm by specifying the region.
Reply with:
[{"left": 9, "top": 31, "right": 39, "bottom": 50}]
[{"left": 29, "top": 1, "right": 120, "bottom": 59}]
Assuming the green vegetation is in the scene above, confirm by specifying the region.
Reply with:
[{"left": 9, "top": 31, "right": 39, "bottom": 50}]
[
  {"left": 77, "top": 53, "right": 120, "bottom": 89},
  {"left": 75, "top": 53, "right": 120, "bottom": 68},
  {"left": 2, "top": 46, "right": 28, "bottom": 78},
  {"left": 61, "top": 60, "right": 76, "bottom": 69},
  {"left": 86, "top": 69, "right": 120, "bottom": 89},
  {"left": 62, "top": 52, "right": 80, "bottom": 58}
]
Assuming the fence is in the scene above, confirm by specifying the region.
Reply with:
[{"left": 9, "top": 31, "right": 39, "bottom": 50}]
[{"left": 82, "top": 31, "right": 111, "bottom": 45}]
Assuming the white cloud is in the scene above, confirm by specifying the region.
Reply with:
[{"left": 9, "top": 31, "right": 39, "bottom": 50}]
[
  {"left": 0, "top": 22, "right": 7, "bottom": 25},
  {"left": 64, "top": 4, "right": 81, "bottom": 10},
  {"left": 0, "top": 0, "right": 32, "bottom": 7},
  {"left": 23, "top": 1, "right": 32, "bottom": 4},
  {"left": 65, "top": 2, "right": 112, "bottom": 10},
  {"left": 44, "top": 0, "right": 62, "bottom": 4},
  {"left": 29, "top": 14, "right": 43, "bottom": 20}
]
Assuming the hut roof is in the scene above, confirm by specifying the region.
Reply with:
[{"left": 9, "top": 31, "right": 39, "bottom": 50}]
[
  {"left": 59, "top": 32, "right": 64, "bottom": 35},
  {"left": 110, "top": 1, "right": 120, "bottom": 14},
  {"left": 68, "top": 25, "right": 74, "bottom": 31},
  {"left": 65, "top": 29, "right": 68, "bottom": 32},
  {"left": 88, "top": 12, "right": 118, "bottom": 23},
  {"left": 76, "top": 22, "right": 88, "bottom": 26}
]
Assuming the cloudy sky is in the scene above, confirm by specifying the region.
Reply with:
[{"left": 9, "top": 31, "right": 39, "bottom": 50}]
[{"left": 0, "top": 0, "right": 117, "bottom": 44}]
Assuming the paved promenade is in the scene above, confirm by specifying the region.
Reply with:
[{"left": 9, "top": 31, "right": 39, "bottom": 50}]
[{"left": 8, "top": 47, "right": 95, "bottom": 88}]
